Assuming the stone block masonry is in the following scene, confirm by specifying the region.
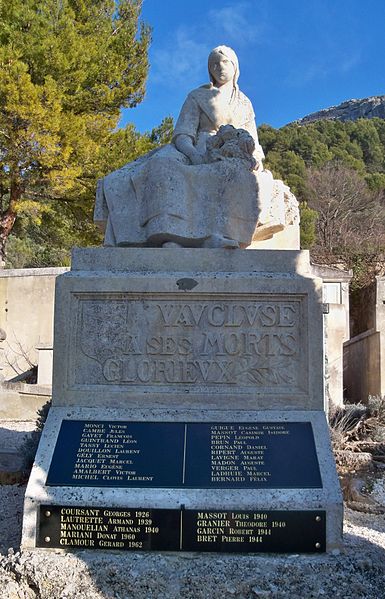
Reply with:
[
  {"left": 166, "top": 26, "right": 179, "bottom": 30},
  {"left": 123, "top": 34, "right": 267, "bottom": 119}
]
[{"left": 22, "top": 248, "right": 343, "bottom": 553}]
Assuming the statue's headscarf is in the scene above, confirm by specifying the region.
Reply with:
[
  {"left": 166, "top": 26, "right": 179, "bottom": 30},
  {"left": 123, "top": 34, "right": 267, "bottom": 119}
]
[{"left": 208, "top": 46, "right": 240, "bottom": 95}]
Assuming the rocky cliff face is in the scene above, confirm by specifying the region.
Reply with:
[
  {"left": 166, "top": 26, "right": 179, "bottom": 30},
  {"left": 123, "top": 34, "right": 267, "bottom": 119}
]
[{"left": 297, "top": 95, "right": 385, "bottom": 124}]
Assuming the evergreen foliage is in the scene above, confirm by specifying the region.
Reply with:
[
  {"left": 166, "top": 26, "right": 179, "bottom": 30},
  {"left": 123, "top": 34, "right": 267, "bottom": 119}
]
[
  {"left": 0, "top": 0, "right": 152, "bottom": 264},
  {"left": 1, "top": 2, "right": 384, "bottom": 288},
  {"left": 6, "top": 117, "right": 173, "bottom": 268},
  {"left": 259, "top": 119, "right": 385, "bottom": 286},
  {"left": 298, "top": 202, "right": 317, "bottom": 249},
  {"left": 259, "top": 119, "right": 385, "bottom": 189}
]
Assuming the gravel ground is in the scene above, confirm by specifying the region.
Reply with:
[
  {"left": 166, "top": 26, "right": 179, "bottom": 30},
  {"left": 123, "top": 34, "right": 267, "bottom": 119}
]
[
  {"left": 0, "top": 421, "right": 36, "bottom": 452},
  {"left": 1, "top": 421, "right": 385, "bottom": 599}
]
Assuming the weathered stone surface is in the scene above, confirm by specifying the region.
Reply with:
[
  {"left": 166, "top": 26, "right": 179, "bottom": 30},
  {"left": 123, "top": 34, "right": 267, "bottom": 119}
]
[
  {"left": 22, "top": 406, "right": 343, "bottom": 551},
  {"left": 21, "top": 247, "right": 343, "bottom": 553},
  {"left": 52, "top": 249, "right": 323, "bottom": 411},
  {"left": 0, "top": 267, "right": 68, "bottom": 382},
  {"left": 296, "top": 95, "right": 385, "bottom": 124},
  {"left": 95, "top": 46, "right": 299, "bottom": 250}
]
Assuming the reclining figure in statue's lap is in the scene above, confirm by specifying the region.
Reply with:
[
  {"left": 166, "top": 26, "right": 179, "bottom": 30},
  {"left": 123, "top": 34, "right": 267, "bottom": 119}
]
[{"left": 94, "top": 46, "right": 298, "bottom": 249}]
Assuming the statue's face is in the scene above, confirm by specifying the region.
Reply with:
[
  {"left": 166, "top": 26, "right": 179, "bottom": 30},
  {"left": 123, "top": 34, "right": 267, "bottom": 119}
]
[{"left": 209, "top": 52, "right": 235, "bottom": 86}]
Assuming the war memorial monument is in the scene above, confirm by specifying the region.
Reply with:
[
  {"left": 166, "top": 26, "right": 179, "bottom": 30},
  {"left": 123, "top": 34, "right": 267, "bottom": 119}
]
[{"left": 21, "top": 46, "right": 342, "bottom": 553}]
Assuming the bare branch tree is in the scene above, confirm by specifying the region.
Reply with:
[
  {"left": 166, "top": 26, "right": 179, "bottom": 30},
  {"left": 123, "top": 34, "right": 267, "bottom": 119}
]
[{"left": 305, "top": 163, "right": 385, "bottom": 260}]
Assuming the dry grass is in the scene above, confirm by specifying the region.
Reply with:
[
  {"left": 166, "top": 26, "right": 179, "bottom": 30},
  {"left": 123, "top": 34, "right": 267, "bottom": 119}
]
[{"left": 330, "top": 397, "right": 385, "bottom": 511}]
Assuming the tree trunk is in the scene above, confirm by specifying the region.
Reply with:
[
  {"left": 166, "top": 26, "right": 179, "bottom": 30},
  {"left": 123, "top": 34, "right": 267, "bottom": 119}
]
[
  {"left": 0, "top": 178, "right": 20, "bottom": 262},
  {"left": 0, "top": 209, "right": 17, "bottom": 261}
]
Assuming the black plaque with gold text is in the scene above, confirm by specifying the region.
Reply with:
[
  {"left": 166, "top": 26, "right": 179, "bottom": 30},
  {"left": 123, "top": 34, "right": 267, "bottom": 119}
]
[
  {"left": 182, "top": 509, "right": 326, "bottom": 552},
  {"left": 37, "top": 505, "right": 326, "bottom": 553},
  {"left": 38, "top": 505, "right": 180, "bottom": 551},
  {"left": 184, "top": 422, "right": 322, "bottom": 488},
  {"left": 46, "top": 421, "right": 185, "bottom": 487},
  {"left": 46, "top": 420, "right": 322, "bottom": 489}
]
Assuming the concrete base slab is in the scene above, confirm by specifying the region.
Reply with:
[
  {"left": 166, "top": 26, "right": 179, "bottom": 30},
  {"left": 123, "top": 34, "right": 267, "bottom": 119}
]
[{"left": 22, "top": 406, "right": 343, "bottom": 552}]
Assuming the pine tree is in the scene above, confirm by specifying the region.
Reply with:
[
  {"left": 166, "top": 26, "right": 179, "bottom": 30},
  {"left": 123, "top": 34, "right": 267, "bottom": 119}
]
[
  {"left": 0, "top": 0, "right": 150, "bottom": 260},
  {"left": 299, "top": 202, "right": 317, "bottom": 249}
]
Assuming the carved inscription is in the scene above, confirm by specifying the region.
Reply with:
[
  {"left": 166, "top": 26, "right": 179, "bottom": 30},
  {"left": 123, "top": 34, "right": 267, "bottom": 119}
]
[
  {"left": 75, "top": 296, "right": 304, "bottom": 389},
  {"left": 39, "top": 506, "right": 180, "bottom": 551},
  {"left": 193, "top": 511, "right": 281, "bottom": 545},
  {"left": 210, "top": 424, "right": 273, "bottom": 484},
  {"left": 183, "top": 509, "right": 326, "bottom": 552},
  {"left": 38, "top": 506, "right": 326, "bottom": 553},
  {"left": 184, "top": 422, "right": 322, "bottom": 489},
  {"left": 47, "top": 421, "right": 322, "bottom": 490},
  {"left": 72, "top": 422, "right": 151, "bottom": 484},
  {"left": 46, "top": 421, "right": 185, "bottom": 488}
]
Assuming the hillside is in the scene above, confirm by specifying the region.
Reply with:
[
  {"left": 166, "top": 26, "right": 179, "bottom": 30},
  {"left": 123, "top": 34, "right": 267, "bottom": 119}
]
[
  {"left": 296, "top": 95, "right": 385, "bottom": 124},
  {"left": 258, "top": 117, "right": 385, "bottom": 285}
]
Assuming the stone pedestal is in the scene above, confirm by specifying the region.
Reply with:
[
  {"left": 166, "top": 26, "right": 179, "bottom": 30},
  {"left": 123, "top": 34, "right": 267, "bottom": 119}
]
[{"left": 22, "top": 249, "right": 342, "bottom": 552}]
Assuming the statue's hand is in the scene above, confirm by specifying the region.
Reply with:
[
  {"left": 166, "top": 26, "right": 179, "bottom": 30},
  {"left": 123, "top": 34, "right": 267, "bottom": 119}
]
[
  {"left": 174, "top": 134, "right": 206, "bottom": 165},
  {"left": 189, "top": 151, "right": 206, "bottom": 165}
]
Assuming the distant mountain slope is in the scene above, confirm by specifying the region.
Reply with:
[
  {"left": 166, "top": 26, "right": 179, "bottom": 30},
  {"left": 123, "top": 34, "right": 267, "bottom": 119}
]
[{"left": 296, "top": 95, "right": 385, "bottom": 124}]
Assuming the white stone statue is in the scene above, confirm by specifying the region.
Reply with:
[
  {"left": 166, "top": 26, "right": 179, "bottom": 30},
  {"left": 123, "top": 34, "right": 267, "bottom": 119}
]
[{"left": 95, "top": 46, "right": 299, "bottom": 249}]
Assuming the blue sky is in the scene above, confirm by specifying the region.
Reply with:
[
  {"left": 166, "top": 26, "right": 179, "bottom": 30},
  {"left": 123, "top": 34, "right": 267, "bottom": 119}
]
[{"left": 121, "top": 0, "right": 385, "bottom": 132}]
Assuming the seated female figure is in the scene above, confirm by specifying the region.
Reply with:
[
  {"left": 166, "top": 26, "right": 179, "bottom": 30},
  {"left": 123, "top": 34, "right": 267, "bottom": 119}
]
[{"left": 95, "top": 46, "right": 284, "bottom": 249}]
